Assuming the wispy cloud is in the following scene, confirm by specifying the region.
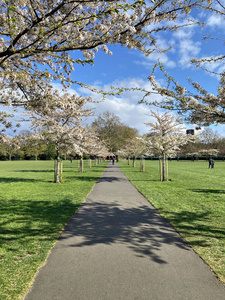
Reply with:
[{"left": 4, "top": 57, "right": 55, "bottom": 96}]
[
  {"left": 207, "top": 14, "right": 225, "bottom": 28},
  {"left": 178, "top": 39, "right": 201, "bottom": 67},
  {"left": 135, "top": 52, "right": 176, "bottom": 69}
]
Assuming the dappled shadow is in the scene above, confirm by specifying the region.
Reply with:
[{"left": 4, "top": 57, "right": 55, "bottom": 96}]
[
  {"left": 57, "top": 200, "right": 191, "bottom": 265},
  {"left": 66, "top": 176, "right": 103, "bottom": 183},
  {"left": 192, "top": 189, "right": 225, "bottom": 194},
  {"left": 0, "top": 177, "right": 39, "bottom": 183},
  {"left": 157, "top": 209, "right": 225, "bottom": 247},
  {"left": 0, "top": 199, "right": 80, "bottom": 248},
  {"left": 130, "top": 178, "right": 159, "bottom": 182},
  {"left": 15, "top": 170, "right": 53, "bottom": 173}
]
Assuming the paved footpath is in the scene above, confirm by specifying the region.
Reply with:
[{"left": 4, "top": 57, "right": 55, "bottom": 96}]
[{"left": 25, "top": 164, "right": 225, "bottom": 300}]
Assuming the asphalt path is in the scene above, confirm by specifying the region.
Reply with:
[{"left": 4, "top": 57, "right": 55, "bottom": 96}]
[{"left": 24, "top": 163, "right": 225, "bottom": 300}]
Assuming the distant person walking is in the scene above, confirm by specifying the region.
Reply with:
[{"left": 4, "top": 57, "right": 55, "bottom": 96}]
[{"left": 112, "top": 157, "right": 115, "bottom": 165}]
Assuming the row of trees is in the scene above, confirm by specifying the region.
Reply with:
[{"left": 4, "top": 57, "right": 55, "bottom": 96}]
[
  {"left": 3, "top": 109, "right": 225, "bottom": 182},
  {"left": 0, "top": 93, "right": 112, "bottom": 182},
  {"left": 0, "top": 111, "right": 140, "bottom": 161},
  {"left": 3, "top": 112, "right": 225, "bottom": 162}
]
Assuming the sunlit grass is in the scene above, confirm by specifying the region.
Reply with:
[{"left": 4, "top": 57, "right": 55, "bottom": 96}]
[
  {"left": 118, "top": 159, "right": 225, "bottom": 284},
  {"left": 0, "top": 160, "right": 107, "bottom": 300}
]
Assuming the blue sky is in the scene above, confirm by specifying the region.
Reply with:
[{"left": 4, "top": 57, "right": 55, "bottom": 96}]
[{"left": 14, "top": 4, "right": 225, "bottom": 136}]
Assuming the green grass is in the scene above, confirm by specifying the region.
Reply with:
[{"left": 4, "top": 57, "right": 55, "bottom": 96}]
[
  {"left": 0, "top": 160, "right": 107, "bottom": 300},
  {"left": 118, "top": 160, "right": 225, "bottom": 284}
]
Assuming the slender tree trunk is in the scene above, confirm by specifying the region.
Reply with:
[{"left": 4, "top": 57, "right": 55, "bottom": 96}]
[
  {"left": 162, "top": 153, "right": 168, "bottom": 181},
  {"left": 88, "top": 159, "right": 91, "bottom": 168},
  {"left": 60, "top": 160, "right": 63, "bottom": 182},
  {"left": 159, "top": 158, "right": 162, "bottom": 181},
  {"left": 54, "top": 152, "right": 61, "bottom": 183},
  {"left": 166, "top": 158, "right": 168, "bottom": 181},
  {"left": 162, "top": 154, "right": 165, "bottom": 181},
  {"left": 128, "top": 156, "right": 130, "bottom": 165},
  {"left": 133, "top": 156, "right": 136, "bottom": 167},
  {"left": 140, "top": 157, "right": 145, "bottom": 172}
]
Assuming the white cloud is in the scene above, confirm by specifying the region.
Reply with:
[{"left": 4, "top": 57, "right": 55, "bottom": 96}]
[
  {"left": 173, "top": 27, "right": 194, "bottom": 40},
  {"left": 178, "top": 39, "right": 201, "bottom": 67},
  {"left": 78, "top": 77, "right": 166, "bottom": 134},
  {"left": 135, "top": 52, "right": 176, "bottom": 69},
  {"left": 207, "top": 15, "right": 225, "bottom": 28}
]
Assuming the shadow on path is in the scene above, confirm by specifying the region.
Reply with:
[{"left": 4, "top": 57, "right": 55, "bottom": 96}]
[{"left": 58, "top": 199, "right": 191, "bottom": 265}]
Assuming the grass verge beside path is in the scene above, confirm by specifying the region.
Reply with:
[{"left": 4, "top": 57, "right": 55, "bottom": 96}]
[
  {"left": 118, "top": 160, "right": 225, "bottom": 284},
  {"left": 0, "top": 160, "right": 107, "bottom": 300}
]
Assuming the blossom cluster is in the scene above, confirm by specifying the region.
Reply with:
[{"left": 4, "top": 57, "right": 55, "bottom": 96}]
[
  {"left": 144, "top": 111, "right": 194, "bottom": 157},
  {"left": 27, "top": 92, "right": 93, "bottom": 156}
]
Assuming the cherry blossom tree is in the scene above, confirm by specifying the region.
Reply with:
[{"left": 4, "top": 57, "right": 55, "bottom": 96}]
[
  {"left": 84, "top": 133, "right": 108, "bottom": 166},
  {"left": 144, "top": 111, "right": 194, "bottom": 181},
  {"left": 75, "top": 127, "right": 108, "bottom": 171},
  {"left": 114, "top": 2, "right": 224, "bottom": 131},
  {"left": 18, "top": 131, "right": 47, "bottom": 160},
  {"left": 0, "top": 0, "right": 201, "bottom": 131},
  {"left": 122, "top": 137, "right": 146, "bottom": 167},
  {"left": 27, "top": 92, "right": 93, "bottom": 182},
  {"left": 1, "top": 134, "right": 21, "bottom": 160},
  {"left": 146, "top": 67, "right": 225, "bottom": 128}
]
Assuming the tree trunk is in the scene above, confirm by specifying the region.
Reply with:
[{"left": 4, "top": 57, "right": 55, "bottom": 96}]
[
  {"left": 128, "top": 156, "right": 130, "bottom": 165},
  {"left": 54, "top": 153, "right": 61, "bottom": 183},
  {"left": 88, "top": 159, "right": 91, "bottom": 168},
  {"left": 140, "top": 157, "right": 145, "bottom": 172},
  {"left": 162, "top": 153, "right": 168, "bottom": 181},
  {"left": 133, "top": 156, "right": 136, "bottom": 167},
  {"left": 60, "top": 160, "right": 63, "bottom": 182},
  {"left": 159, "top": 158, "right": 162, "bottom": 181},
  {"left": 162, "top": 154, "right": 166, "bottom": 181}
]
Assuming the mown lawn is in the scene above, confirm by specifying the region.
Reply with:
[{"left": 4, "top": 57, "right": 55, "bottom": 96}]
[
  {"left": 0, "top": 160, "right": 107, "bottom": 300},
  {"left": 118, "top": 159, "right": 225, "bottom": 284}
]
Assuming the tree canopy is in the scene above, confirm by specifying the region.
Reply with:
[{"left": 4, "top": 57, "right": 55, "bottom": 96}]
[
  {"left": 0, "top": 0, "right": 204, "bottom": 132},
  {"left": 140, "top": 0, "right": 225, "bottom": 128},
  {"left": 92, "top": 111, "right": 138, "bottom": 152}
]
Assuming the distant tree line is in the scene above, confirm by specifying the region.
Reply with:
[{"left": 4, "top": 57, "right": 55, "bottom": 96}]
[
  {"left": 2, "top": 111, "right": 225, "bottom": 162},
  {"left": 0, "top": 111, "right": 138, "bottom": 161}
]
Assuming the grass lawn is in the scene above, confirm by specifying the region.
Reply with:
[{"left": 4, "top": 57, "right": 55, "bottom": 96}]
[
  {"left": 0, "top": 160, "right": 107, "bottom": 300},
  {"left": 118, "top": 159, "right": 225, "bottom": 284}
]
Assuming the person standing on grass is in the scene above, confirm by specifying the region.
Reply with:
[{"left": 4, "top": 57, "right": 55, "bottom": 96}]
[
  {"left": 209, "top": 157, "right": 213, "bottom": 168},
  {"left": 212, "top": 159, "right": 215, "bottom": 169}
]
